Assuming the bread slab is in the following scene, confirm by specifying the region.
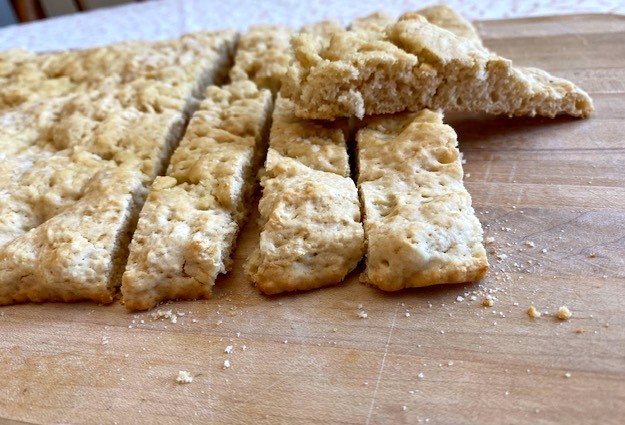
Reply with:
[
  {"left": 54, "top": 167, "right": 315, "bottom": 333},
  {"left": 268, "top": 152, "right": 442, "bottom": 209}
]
[
  {"left": 356, "top": 109, "right": 488, "bottom": 291},
  {"left": 282, "top": 13, "right": 593, "bottom": 119},
  {"left": 245, "top": 96, "right": 364, "bottom": 294},
  {"left": 122, "top": 81, "right": 273, "bottom": 311},
  {"left": 0, "top": 30, "right": 238, "bottom": 305}
]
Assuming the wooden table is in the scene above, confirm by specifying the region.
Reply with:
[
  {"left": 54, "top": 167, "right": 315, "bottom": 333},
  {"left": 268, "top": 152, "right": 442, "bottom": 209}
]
[{"left": 1, "top": 14, "right": 624, "bottom": 425}]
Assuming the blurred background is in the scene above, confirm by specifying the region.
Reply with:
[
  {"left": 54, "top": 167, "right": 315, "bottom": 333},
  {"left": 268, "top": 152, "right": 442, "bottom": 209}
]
[
  {"left": 1, "top": 0, "right": 623, "bottom": 51},
  {"left": 2, "top": 0, "right": 142, "bottom": 26}
]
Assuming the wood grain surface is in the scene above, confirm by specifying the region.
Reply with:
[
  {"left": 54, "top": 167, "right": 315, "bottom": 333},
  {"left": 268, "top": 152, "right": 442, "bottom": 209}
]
[{"left": 1, "top": 14, "right": 624, "bottom": 425}]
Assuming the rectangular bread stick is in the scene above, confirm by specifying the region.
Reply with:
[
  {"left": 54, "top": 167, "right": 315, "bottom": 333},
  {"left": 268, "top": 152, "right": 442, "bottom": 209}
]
[
  {"left": 244, "top": 96, "right": 364, "bottom": 294},
  {"left": 122, "top": 81, "right": 273, "bottom": 310},
  {"left": 356, "top": 109, "right": 488, "bottom": 291}
]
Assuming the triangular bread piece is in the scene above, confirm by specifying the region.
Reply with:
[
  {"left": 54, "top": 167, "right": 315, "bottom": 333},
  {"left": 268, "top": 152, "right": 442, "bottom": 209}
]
[{"left": 282, "top": 13, "right": 593, "bottom": 119}]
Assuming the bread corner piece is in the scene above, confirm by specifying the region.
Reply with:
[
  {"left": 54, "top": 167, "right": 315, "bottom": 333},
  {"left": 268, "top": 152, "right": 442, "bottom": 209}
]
[
  {"left": 0, "top": 166, "right": 143, "bottom": 305},
  {"left": 281, "top": 11, "right": 593, "bottom": 120},
  {"left": 357, "top": 109, "right": 488, "bottom": 291}
]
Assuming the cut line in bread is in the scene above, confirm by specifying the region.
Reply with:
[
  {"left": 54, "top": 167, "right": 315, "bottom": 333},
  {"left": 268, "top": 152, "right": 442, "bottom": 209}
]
[
  {"left": 356, "top": 109, "right": 488, "bottom": 291},
  {"left": 281, "top": 12, "right": 593, "bottom": 119}
]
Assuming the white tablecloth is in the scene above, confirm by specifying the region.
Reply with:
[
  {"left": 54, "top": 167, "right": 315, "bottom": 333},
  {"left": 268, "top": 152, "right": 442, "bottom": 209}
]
[{"left": 0, "top": 0, "right": 623, "bottom": 52}]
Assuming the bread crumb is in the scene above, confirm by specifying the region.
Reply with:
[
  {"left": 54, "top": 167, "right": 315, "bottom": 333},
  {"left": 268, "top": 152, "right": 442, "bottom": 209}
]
[
  {"left": 417, "top": 372, "right": 425, "bottom": 380},
  {"left": 224, "top": 345, "right": 233, "bottom": 354},
  {"left": 357, "top": 311, "right": 368, "bottom": 319},
  {"left": 557, "top": 306, "right": 572, "bottom": 320},
  {"left": 524, "top": 241, "right": 535, "bottom": 248},
  {"left": 496, "top": 253, "right": 508, "bottom": 262},
  {"left": 402, "top": 406, "right": 408, "bottom": 411},
  {"left": 575, "top": 327, "right": 585, "bottom": 334},
  {"left": 223, "top": 359, "right": 231, "bottom": 369},
  {"left": 456, "top": 296, "right": 464, "bottom": 302},
  {"left": 541, "top": 249, "right": 547, "bottom": 254},
  {"left": 484, "top": 237, "right": 495, "bottom": 245},
  {"left": 527, "top": 305, "right": 541, "bottom": 318},
  {"left": 176, "top": 370, "right": 193, "bottom": 384},
  {"left": 564, "top": 372, "right": 572, "bottom": 379},
  {"left": 405, "top": 312, "right": 411, "bottom": 317},
  {"left": 482, "top": 298, "right": 494, "bottom": 307}
]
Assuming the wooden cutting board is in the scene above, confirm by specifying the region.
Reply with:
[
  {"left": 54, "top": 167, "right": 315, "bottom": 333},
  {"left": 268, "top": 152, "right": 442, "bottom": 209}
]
[{"left": 1, "top": 14, "right": 624, "bottom": 425}]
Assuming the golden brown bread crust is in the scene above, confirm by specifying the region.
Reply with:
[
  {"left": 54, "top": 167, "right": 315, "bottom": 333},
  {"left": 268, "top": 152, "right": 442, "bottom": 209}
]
[{"left": 229, "top": 25, "right": 293, "bottom": 93}]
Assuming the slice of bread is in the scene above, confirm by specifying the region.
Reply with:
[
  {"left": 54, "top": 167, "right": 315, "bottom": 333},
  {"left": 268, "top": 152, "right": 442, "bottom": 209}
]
[
  {"left": 356, "top": 109, "right": 488, "bottom": 291},
  {"left": 0, "top": 166, "right": 143, "bottom": 305},
  {"left": 245, "top": 96, "right": 364, "bottom": 294},
  {"left": 122, "top": 81, "right": 273, "bottom": 311}
]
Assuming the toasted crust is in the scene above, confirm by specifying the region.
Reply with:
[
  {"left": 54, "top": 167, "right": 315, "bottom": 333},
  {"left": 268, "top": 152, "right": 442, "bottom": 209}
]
[
  {"left": 356, "top": 109, "right": 488, "bottom": 291},
  {"left": 245, "top": 152, "right": 364, "bottom": 295},
  {"left": 122, "top": 81, "right": 273, "bottom": 311},
  {"left": 244, "top": 96, "right": 364, "bottom": 294},
  {"left": 348, "top": 11, "right": 394, "bottom": 37},
  {"left": 282, "top": 14, "right": 593, "bottom": 119}
]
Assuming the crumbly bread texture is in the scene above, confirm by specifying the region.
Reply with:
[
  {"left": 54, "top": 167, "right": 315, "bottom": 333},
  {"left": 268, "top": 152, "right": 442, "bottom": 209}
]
[
  {"left": 0, "top": 31, "right": 238, "bottom": 305},
  {"left": 301, "top": 19, "right": 344, "bottom": 39},
  {"left": 122, "top": 81, "right": 273, "bottom": 311},
  {"left": 229, "top": 25, "right": 293, "bottom": 93},
  {"left": 282, "top": 14, "right": 593, "bottom": 119},
  {"left": 245, "top": 96, "right": 364, "bottom": 294},
  {"left": 348, "top": 11, "right": 394, "bottom": 36},
  {"left": 356, "top": 109, "right": 488, "bottom": 291},
  {"left": 350, "top": 6, "right": 481, "bottom": 43}
]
